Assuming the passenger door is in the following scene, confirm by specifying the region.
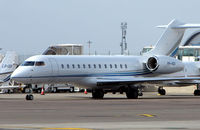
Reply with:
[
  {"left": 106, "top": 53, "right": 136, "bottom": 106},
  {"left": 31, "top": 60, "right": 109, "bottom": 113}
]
[{"left": 49, "top": 58, "right": 59, "bottom": 82}]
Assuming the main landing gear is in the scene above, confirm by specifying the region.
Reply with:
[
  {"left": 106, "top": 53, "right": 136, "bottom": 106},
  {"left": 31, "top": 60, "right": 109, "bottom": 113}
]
[
  {"left": 25, "top": 84, "right": 34, "bottom": 100},
  {"left": 92, "top": 89, "right": 104, "bottom": 99},
  {"left": 92, "top": 86, "right": 140, "bottom": 99},
  {"left": 194, "top": 84, "right": 200, "bottom": 96},
  {"left": 158, "top": 86, "right": 166, "bottom": 95},
  {"left": 125, "top": 87, "right": 139, "bottom": 99}
]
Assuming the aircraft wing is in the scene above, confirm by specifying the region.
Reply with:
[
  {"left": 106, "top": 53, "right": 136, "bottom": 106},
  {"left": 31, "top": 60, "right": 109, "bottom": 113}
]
[
  {"left": 173, "top": 80, "right": 200, "bottom": 85},
  {"left": 96, "top": 76, "right": 200, "bottom": 86}
]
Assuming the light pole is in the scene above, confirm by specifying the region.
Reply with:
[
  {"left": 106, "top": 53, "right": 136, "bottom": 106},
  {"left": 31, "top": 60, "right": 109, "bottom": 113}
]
[
  {"left": 120, "top": 22, "right": 127, "bottom": 55},
  {"left": 87, "top": 40, "right": 92, "bottom": 55}
]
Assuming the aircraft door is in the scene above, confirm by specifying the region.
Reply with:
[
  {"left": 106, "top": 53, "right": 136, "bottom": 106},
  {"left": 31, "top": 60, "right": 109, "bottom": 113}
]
[{"left": 49, "top": 58, "right": 59, "bottom": 77}]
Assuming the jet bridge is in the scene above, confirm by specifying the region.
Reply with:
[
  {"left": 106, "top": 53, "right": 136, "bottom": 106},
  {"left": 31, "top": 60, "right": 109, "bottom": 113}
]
[
  {"left": 42, "top": 44, "right": 83, "bottom": 55},
  {"left": 31, "top": 44, "right": 84, "bottom": 94}
]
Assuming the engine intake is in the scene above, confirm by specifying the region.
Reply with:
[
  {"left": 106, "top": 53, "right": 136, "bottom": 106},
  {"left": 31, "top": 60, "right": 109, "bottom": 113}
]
[
  {"left": 146, "top": 56, "right": 184, "bottom": 74},
  {"left": 146, "top": 57, "right": 159, "bottom": 71}
]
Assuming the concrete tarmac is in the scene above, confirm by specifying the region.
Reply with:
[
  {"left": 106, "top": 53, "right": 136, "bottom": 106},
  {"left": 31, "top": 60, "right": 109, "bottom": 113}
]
[{"left": 0, "top": 87, "right": 200, "bottom": 130}]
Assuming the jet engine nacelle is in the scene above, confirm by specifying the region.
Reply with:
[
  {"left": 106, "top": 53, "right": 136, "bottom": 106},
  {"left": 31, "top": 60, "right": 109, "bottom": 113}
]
[{"left": 146, "top": 55, "right": 184, "bottom": 74}]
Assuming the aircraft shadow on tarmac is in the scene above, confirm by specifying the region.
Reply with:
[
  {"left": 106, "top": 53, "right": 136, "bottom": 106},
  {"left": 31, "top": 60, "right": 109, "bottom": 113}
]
[
  {"left": 0, "top": 93, "right": 199, "bottom": 101},
  {"left": 86, "top": 94, "right": 200, "bottom": 100}
]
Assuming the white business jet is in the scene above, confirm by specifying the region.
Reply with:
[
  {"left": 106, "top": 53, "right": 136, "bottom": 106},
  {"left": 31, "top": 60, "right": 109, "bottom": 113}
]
[{"left": 11, "top": 20, "right": 200, "bottom": 100}]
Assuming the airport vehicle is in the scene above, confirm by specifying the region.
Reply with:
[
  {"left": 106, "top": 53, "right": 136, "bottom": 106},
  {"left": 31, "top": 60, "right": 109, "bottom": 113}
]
[
  {"left": 31, "top": 84, "right": 75, "bottom": 93},
  {"left": 49, "top": 84, "right": 75, "bottom": 93},
  {"left": 11, "top": 20, "right": 200, "bottom": 100}
]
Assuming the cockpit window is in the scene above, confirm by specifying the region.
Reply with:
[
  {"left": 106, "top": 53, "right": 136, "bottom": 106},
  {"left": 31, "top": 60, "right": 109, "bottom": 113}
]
[
  {"left": 21, "top": 61, "right": 35, "bottom": 66},
  {"left": 35, "top": 61, "right": 45, "bottom": 66}
]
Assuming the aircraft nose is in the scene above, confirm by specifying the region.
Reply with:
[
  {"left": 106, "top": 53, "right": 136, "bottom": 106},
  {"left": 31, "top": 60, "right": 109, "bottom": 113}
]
[
  {"left": 11, "top": 69, "right": 21, "bottom": 80},
  {"left": 11, "top": 67, "right": 28, "bottom": 83}
]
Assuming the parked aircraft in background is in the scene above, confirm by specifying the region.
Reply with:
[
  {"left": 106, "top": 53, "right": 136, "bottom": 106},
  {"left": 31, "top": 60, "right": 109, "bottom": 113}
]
[
  {"left": 11, "top": 20, "right": 200, "bottom": 100},
  {"left": 0, "top": 51, "right": 25, "bottom": 93},
  {"left": 0, "top": 51, "right": 19, "bottom": 84}
]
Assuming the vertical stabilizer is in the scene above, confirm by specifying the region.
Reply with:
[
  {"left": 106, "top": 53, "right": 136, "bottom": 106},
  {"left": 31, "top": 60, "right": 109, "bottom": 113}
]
[
  {"left": 0, "top": 51, "right": 19, "bottom": 75},
  {"left": 144, "top": 19, "right": 200, "bottom": 56}
]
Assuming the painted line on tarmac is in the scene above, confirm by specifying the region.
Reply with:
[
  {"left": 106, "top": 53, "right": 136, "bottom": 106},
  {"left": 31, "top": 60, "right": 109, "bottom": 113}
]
[
  {"left": 0, "top": 126, "right": 93, "bottom": 130},
  {"left": 41, "top": 128, "right": 93, "bottom": 130},
  {"left": 139, "top": 114, "right": 156, "bottom": 117}
]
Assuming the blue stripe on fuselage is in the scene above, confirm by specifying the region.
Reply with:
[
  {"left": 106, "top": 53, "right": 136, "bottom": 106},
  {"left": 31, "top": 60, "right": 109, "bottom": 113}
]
[{"left": 12, "top": 70, "right": 152, "bottom": 79}]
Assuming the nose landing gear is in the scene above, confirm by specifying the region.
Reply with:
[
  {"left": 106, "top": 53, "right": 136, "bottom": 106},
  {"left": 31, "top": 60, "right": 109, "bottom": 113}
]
[
  {"left": 125, "top": 87, "right": 139, "bottom": 99},
  {"left": 26, "top": 94, "right": 34, "bottom": 100},
  {"left": 25, "top": 84, "right": 34, "bottom": 100}
]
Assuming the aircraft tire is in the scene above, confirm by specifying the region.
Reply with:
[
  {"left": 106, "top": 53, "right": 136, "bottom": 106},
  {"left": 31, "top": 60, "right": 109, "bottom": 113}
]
[
  {"left": 194, "top": 90, "right": 200, "bottom": 96},
  {"left": 92, "top": 89, "right": 104, "bottom": 99},
  {"left": 158, "top": 89, "right": 166, "bottom": 95},
  {"left": 26, "top": 94, "right": 34, "bottom": 100},
  {"left": 126, "top": 87, "right": 138, "bottom": 99}
]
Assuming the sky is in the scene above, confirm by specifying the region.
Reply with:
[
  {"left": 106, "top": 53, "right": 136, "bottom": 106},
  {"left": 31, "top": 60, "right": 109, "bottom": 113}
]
[{"left": 0, "top": 0, "right": 200, "bottom": 55}]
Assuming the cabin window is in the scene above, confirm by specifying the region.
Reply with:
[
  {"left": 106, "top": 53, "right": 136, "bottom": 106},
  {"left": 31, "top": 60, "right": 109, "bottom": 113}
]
[
  {"left": 94, "top": 64, "right": 96, "bottom": 68},
  {"left": 77, "top": 64, "right": 80, "bottom": 68},
  {"left": 72, "top": 64, "right": 75, "bottom": 68},
  {"left": 83, "top": 64, "right": 86, "bottom": 69},
  {"left": 125, "top": 64, "right": 127, "bottom": 69},
  {"left": 120, "top": 64, "right": 123, "bottom": 69},
  {"left": 35, "top": 61, "right": 45, "bottom": 66},
  {"left": 99, "top": 64, "right": 101, "bottom": 68},
  {"left": 104, "top": 64, "right": 107, "bottom": 68},
  {"left": 21, "top": 61, "right": 35, "bottom": 66},
  {"left": 61, "top": 64, "right": 64, "bottom": 69},
  {"left": 67, "top": 64, "right": 70, "bottom": 69},
  {"left": 115, "top": 64, "right": 117, "bottom": 68},
  {"left": 88, "top": 64, "right": 91, "bottom": 68},
  {"left": 110, "top": 64, "right": 112, "bottom": 69}
]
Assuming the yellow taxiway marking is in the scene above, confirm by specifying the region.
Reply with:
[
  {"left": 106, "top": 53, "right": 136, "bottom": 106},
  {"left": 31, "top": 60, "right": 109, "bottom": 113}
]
[{"left": 139, "top": 114, "right": 156, "bottom": 117}]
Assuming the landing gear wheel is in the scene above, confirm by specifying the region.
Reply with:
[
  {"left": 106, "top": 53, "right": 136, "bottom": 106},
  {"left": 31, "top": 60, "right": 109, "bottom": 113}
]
[
  {"left": 92, "top": 89, "right": 104, "bottom": 99},
  {"left": 26, "top": 94, "right": 34, "bottom": 100},
  {"left": 25, "top": 84, "right": 34, "bottom": 100},
  {"left": 126, "top": 87, "right": 138, "bottom": 99},
  {"left": 194, "top": 90, "right": 200, "bottom": 96},
  {"left": 158, "top": 87, "right": 166, "bottom": 95},
  {"left": 194, "top": 84, "right": 200, "bottom": 96}
]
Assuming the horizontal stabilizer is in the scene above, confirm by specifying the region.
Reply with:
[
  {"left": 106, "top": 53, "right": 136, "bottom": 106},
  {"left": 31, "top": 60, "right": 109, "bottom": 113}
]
[
  {"left": 171, "top": 24, "right": 200, "bottom": 29},
  {"left": 157, "top": 23, "right": 200, "bottom": 29},
  {"left": 157, "top": 25, "right": 168, "bottom": 28}
]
